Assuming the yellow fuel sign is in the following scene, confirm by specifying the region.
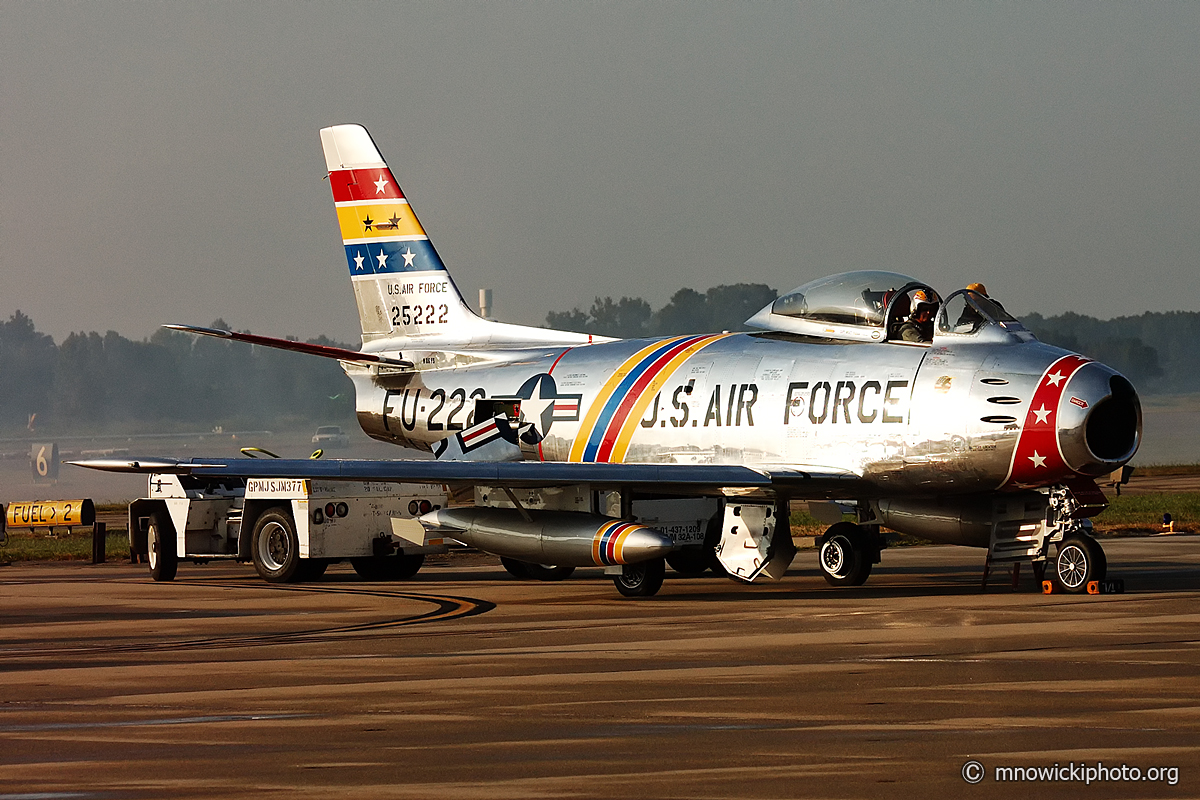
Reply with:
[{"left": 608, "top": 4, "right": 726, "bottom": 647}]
[{"left": 5, "top": 499, "right": 95, "bottom": 529}]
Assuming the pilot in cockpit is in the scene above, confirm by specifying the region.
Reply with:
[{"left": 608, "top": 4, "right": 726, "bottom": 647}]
[
  {"left": 967, "top": 282, "right": 1006, "bottom": 311},
  {"left": 897, "top": 289, "right": 938, "bottom": 343}
]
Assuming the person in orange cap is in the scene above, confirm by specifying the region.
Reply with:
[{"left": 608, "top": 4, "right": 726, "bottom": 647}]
[{"left": 897, "top": 288, "right": 938, "bottom": 342}]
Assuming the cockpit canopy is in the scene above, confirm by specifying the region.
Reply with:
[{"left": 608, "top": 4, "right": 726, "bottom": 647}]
[
  {"left": 745, "top": 271, "right": 939, "bottom": 343},
  {"left": 745, "top": 270, "right": 1033, "bottom": 345}
]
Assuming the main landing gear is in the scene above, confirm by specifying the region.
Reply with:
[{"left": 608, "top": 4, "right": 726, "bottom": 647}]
[
  {"left": 500, "top": 557, "right": 576, "bottom": 582},
  {"left": 986, "top": 533, "right": 1108, "bottom": 593},
  {"left": 816, "top": 522, "right": 878, "bottom": 587}
]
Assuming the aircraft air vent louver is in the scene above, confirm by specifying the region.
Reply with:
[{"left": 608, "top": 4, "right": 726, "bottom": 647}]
[
  {"left": 980, "top": 377, "right": 1009, "bottom": 385},
  {"left": 986, "top": 396, "right": 1022, "bottom": 405},
  {"left": 981, "top": 415, "right": 1018, "bottom": 424}
]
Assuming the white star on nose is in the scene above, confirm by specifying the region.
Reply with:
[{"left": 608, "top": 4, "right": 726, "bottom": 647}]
[
  {"left": 376, "top": 250, "right": 389, "bottom": 269},
  {"left": 1029, "top": 451, "right": 1047, "bottom": 469},
  {"left": 1046, "top": 371, "right": 1064, "bottom": 387},
  {"left": 353, "top": 251, "right": 366, "bottom": 271},
  {"left": 1032, "top": 405, "right": 1051, "bottom": 424},
  {"left": 375, "top": 174, "right": 389, "bottom": 194},
  {"left": 401, "top": 247, "right": 417, "bottom": 267}
]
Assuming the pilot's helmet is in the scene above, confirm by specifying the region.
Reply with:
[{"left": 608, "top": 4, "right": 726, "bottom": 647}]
[
  {"left": 911, "top": 288, "right": 936, "bottom": 310},
  {"left": 966, "top": 282, "right": 988, "bottom": 295}
]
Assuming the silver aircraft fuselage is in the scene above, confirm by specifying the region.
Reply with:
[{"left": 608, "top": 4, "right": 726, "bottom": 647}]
[{"left": 348, "top": 321, "right": 1140, "bottom": 498}]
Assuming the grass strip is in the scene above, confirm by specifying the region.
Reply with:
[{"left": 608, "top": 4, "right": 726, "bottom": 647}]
[{"left": 1, "top": 530, "right": 129, "bottom": 563}]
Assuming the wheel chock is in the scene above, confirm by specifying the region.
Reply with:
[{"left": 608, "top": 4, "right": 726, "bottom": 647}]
[{"left": 1045, "top": 579, "right": 1125, "bottom": 595}]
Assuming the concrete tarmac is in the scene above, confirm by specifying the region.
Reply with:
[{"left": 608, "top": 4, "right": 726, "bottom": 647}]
[{"left": 1, "top": 538, "right": 1198, "bottom": 798}]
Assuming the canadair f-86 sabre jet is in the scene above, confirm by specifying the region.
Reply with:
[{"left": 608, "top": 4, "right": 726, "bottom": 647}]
[{"left": 75, "top": 124, "right": 1142, "bottom": 597}]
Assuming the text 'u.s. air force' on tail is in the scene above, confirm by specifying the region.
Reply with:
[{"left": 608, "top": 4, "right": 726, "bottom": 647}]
[{"left": 74, "top": 124, "right": 1142, "bottom": 597}]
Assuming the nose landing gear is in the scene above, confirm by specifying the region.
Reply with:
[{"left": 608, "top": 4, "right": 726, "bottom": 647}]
[{"left": 1054, "top": 533, "right": 1107, "bottom": 592}]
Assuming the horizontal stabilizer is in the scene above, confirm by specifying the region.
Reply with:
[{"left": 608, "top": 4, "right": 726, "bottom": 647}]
[{"left": 163, "top": 324, "right": 413, "bottom": 368}]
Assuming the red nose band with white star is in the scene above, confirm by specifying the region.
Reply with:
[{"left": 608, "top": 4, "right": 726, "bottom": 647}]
[{"left": 1001, "top": 354, "right": 1091, "bottom": 489}]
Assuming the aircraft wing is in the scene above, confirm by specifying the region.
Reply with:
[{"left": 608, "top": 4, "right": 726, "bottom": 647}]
[{"left": 69, "top": 457, "right": 865, "bottom": 497}]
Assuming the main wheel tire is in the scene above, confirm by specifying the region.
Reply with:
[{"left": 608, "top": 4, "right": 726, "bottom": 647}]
[
  {"left": 818, "top": 522, "right": 872, "bottom": 587},
  {"left": 500, "top": 557, "right": 532, "bottom": 579},
  {"left": 147, "top": 511, "right": 177, "bottom": 582},
  {"left": 352, "top": 553, "right": 425, "bottom": 581},
  {"left": 613, "top": 558, "right": 666, "bottom": 598},
  {"left": 498, "top": 558, "right": 573, "bottom": 581},
  {"left": 252, "top": 507, "right": 302, "bottom": 583},
  {"left": 523, "top": 563, "right": 575, "bottom": 582},
  {"left": 1056, "top": 535, "right": 1106, "bottom": 593},
  {"left": 667, "top": 548, "right": 710, "bottom": 577}
]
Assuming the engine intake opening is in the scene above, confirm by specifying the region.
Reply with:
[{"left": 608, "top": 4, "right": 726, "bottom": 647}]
[{"left": 1085, "top": 376, "right": 1140, "bottom": 461}]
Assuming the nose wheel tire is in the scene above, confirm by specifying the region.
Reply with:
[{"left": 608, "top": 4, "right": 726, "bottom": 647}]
[
  {"left": 147, "top": 511, "right": 177, "bottom": 582},
  {"left": 818, "top": 522, "right": 873, "bottom": 587},
  {"left": 1055, "top": 535, "right": 1106, "bottom": 593},
  {"left": 613, "top": 558, "right": 666, "bottom": 597}
]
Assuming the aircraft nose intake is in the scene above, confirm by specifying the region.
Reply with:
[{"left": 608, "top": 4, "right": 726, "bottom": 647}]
[{"left": 1057, "top": 363, "right": 1141, "bottom": 475}]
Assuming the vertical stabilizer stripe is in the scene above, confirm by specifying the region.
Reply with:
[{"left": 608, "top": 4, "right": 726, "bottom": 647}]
[
  {"left": 336, "top": 202, "right": 426, "bottom": 241},
  {"left": 343, "top": 240, "right": 446, "bottom": 275},
  {"left": 329, "top": 169, "right": 406, "bottom": 202}
]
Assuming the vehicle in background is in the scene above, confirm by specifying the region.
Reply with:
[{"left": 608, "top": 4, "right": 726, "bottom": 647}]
[{"left": 312, "top": 425, "right": 351, "bottom": 448}]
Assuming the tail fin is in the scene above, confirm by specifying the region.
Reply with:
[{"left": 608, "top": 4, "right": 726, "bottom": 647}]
[
  {"left": 321, "top": 124, "right": 598, "bottom": 349},
  {"left": 321, "top": 124, "right": 462, "bottom": 341}
]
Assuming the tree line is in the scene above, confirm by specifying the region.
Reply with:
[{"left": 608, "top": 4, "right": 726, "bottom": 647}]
[
  {"left": 546, "top": 284, "right": 779, "bottom": 339},
  {"left": 0, "top": 312, "right": 354, "bottom": 438},
  {"left": 0, "top": 288, "right": 1193, "bottom": 438}
]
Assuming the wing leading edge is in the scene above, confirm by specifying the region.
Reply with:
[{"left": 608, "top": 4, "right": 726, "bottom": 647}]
[{"left": 69, "top": 457, "right": 864, "bottom": 496}]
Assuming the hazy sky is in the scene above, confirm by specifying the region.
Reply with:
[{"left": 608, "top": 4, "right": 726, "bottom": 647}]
[{"left": 3, "top": 2, "right": 1198, "bottom": 346}]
